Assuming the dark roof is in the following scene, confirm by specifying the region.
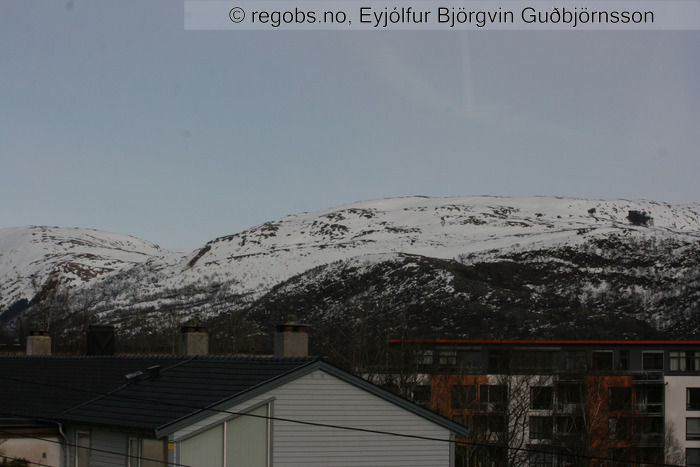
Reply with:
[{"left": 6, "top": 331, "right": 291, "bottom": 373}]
[
  {"left": 0, "top": 355, "right": 317, "bottom": 433},
  {"left": 0, "top": 354, "right": 468, "bottom": 438},
  {"left": 0, "top": 355, "right": 189, "bottom": 420}
]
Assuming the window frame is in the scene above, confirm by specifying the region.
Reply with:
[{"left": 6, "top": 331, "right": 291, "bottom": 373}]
[
  {"left": 608, "top": 417, "right": 632, "bottom": 440},
  {"left": 670, "top": 351, "right": 700, "bottom": 372},
  {"left": 75, "top": 431, "right": 90, "bottom": 467},
  {"left": 451, "top": 384, "right": 476, "bottom": 410},
  {"left": 688, "top": 418, "right": 700, "bottom": 441},
  {"left": 529, "top": 416, "right": 553, "bottom": 440},
  {"left": 128, "top": 437, "right": 140, "bottom": 467},
  {"left": 563, "top": 350, "right": 587, "bottom": 371},
  {"left": 642, "top": 351, "right": 664, "bottom": 371},
  {"left": 687, "top": 448, "right": 700, "bottom": 467},
  {"left": 688, "top": 388, "right": 700, "bottom": 411},
  {"left": 591, "top": 350, "right": 613, "bottom": 371},
  {"left": 608, "top": 387, "right": 632, "bottom": 411},
  {"left": 531, "top": 386, "right": 553, "bottom": 410}
]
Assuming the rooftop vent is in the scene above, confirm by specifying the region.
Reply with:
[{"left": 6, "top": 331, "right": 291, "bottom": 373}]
[{"left": 125, "top": 370, "right": 144, "bottom": 383}]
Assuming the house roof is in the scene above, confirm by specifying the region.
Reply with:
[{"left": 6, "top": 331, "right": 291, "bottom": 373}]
[
  {"left": 0, "top": 355, "right": 317, "bottom": 432},
  {"left": 0, "top": 355, "right": 469, "bottom": 438}
]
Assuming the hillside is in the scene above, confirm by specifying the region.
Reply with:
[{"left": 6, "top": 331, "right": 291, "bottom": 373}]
[{"left": 1, "top": 196, "right": 699, "bottom": 355}]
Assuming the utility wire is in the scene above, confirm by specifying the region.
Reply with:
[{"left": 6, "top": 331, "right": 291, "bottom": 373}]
[{"left": 0, "top": 373, "right": 684, "bottom": 467}]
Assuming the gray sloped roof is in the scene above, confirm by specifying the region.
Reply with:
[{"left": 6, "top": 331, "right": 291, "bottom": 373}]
[
  {"left": 0, "top": 355, "right": 191, "bottom": 420},
  {"left": 0, "top": 355, "right": 317, "bottom": 432},
  {"left": 0, "top": 355, "right": 468, "bottom": 438}
]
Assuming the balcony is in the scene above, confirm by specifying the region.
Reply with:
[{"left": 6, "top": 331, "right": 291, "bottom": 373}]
[
  {"left": 476, "top": 402, "right": 505, "bottom": 413},
  {"left": 633, "top": 433, "right": 663, "bottom": 446},
  {"left": 632, "top": 372, "right": 663, "bottom": 383},
  {"left": 634, "top": 403, "right": 664, "bottom": 415},
  {"left": 555, "top": 403, "right": 583, "bottom": 414}
]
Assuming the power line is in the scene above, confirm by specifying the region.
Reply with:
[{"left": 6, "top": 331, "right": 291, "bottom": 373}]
[{"left": 0, "top": 373, "right": 684, "bottom": 467}]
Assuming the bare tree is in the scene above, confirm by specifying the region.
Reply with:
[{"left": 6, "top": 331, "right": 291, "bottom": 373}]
[{"left": 664, "top": 420, "right": 685, "bottom": 466}]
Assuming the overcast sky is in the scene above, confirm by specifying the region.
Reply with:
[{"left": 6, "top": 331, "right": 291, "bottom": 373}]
[{"left": 1, "top": 1, "right": 698, "bottom": 249}]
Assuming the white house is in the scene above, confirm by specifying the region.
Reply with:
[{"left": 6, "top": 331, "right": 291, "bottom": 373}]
[{"left": 0, "top": 355, "right": 469, "bottom": 467}]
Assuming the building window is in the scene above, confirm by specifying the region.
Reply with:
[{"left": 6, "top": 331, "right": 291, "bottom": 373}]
[
  {"left": 529, "top": 416, "right": 553, "bottom": 440},
  {"left": 477, "top": 446, "right": 506, "bottom": 466},
  {"left": 688, "top": 388, "right": 700, "bottom": 411},
  {"left": 563, "top": 350, "right": 586, "bottom": 371},
  {"left": 439, "top": 350, "right": 457, "bottom": 367},
  {"left": 529, "top": 451, "right": 553, "bottom": 466},
  {"left": 687, "top": 448, "right": 700, "bottom": 467},
  {"left": 608, "top": 387, "right": 632, "bottom": 411},
  {"left": 476, "top": 415, "right": 506, "bottom": 434},
  {"left": 642, "top": 351, "right": 663, "bottom": 371},
  {"left": 456, "top": 349, "right": 482, "bottom": 371},
  {"left": 592, "top": 351, "right": 613, "bottom": 371},
  {"left": 635, "top": 417, "right": 663, "bottom": 442},
  {"left": 557, "top": 383, "right": 583, "bottom": 406},
  {"left": 480, "top": 384, "right": 507, "bottom": 411},
  {"left": 127, "top": 437, "right": 167, "bottom": 467},
  {"left": 76, "top": 432, "right": 90, "bottom": 467},
  {"left": 618, "top": 350, "right": 630, "bottom": 370},
  {"left": 414, "top": 349, "right": 433, "bottom": 367},
  {"left": 688, "top": 418, "right": 700, "bottom": 440},
  {"left": 636, "top": 385, "right": 664, "bottom": 414},
  {"left": 452, "top": 385, "right": 476, "bottom": 409},
  {"left": 140, "top": 439, "right": 167, "bottom": 467},
  {"left": 556, "top": 416, "right": 584, "bottom": 436},
  {"left": 608, "top": 417, "right": 631, "bottom": 440},
  {"left": 179, "top": 403, "right": 270, "bottom": 467},
  {"left": 410, "top": 385, "right": 430, "bottom": 407},
  {"left": 513, "top": 350, "right": 555, "bottom": 372},
  {"left": 531, "top": 386, "right": 553, "bottom": 410},
  {"left": 488, "top": 350, "right": 509, "bottom": 372},
  {"left": 669, "top": 351, "right": 700, "bottom": 372}
]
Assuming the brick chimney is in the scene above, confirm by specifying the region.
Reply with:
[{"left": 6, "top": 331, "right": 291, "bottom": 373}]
[
  {"left": 26, "top": 329, "right": 51, "bottom": 356},
  {"left": 178, "top": 318, "right": 208, "bottom": 356},
  {"left": 274, "top": 316, "right": 308, "bottom": 357}
]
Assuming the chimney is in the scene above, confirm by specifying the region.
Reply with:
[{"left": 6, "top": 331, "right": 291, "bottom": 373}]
[
  {"left": 274, "top": 316, "right": 308, "bottom": 357},
  {"left": 178, "top": 318, "right": 208, "bottom": 356},
  {"left": 87, "top": 325, "right": 115, "bottom": 356},
  {"left": 26, "top": 329, "right": 51, "bottom": 356}
]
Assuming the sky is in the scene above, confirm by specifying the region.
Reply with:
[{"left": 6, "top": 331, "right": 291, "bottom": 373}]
[{"left": 1, "top": 1, "right": 699, "bottom": 249}]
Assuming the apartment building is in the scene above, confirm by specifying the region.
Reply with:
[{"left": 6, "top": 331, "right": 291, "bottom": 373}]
[{"left": 387, "top": 339, "right": 700, "bottom": 466}]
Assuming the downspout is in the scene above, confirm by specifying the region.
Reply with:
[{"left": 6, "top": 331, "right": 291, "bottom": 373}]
[{"left": 52, "top": 420, "right": 68, "bottom": 467}]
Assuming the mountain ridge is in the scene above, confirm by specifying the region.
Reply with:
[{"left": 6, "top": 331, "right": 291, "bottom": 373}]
[{"left": 1, "top": 196, "right": 699, "bottom": 353}]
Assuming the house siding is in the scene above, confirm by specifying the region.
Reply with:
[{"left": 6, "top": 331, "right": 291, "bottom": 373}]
[{"left": 173, "top": 369, "right": 454, "bottom": 466}]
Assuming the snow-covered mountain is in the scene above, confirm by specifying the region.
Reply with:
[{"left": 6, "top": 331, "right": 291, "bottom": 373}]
[
  {"left": 0, "top": 226, "right": 174, "bottom": 310},
  {"left": 1, "top": 196, "right": 699, "bottom": 350}
]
